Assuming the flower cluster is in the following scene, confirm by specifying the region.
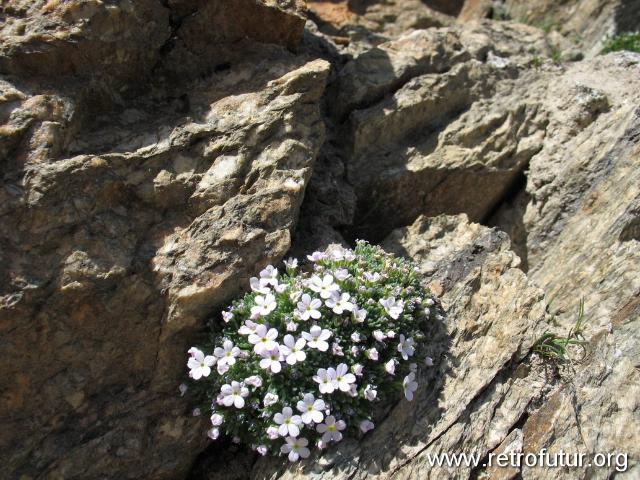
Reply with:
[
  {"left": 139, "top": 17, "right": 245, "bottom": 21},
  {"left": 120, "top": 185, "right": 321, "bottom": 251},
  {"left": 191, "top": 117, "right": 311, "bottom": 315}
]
[{"left": 185, "top": 241, "right": 442, "bottom": 461}]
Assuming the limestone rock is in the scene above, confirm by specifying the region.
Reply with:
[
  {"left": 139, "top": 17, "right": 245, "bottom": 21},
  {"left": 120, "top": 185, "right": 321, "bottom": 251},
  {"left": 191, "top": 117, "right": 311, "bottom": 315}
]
[{"left": 0, "top": 52, "right": 330, "bottom": 478}]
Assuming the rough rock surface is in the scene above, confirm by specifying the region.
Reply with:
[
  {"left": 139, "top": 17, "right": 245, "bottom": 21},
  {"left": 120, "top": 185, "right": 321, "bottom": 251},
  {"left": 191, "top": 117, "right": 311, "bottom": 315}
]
[
  {"left": 245, "top": 214, "right": 548, "bottom": 479},
  {"left": 0, "top": 1, "right": 329, "bottom": 478}
]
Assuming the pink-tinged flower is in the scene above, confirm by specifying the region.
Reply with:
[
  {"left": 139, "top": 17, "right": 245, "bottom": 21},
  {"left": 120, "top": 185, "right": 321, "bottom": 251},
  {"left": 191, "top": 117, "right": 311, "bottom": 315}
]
[
  {"left": 359, "top": 419, "right": 375, "bottom": 433},
  {"left": 244, "top": 375, "right": 263, "bottom": 388},
  {"left": 256, "top": 445, "right": 268, "bottom": 456},
  {"left": 316, "top": 416, "right": 346, "bottom": 443},
  {"left": 302, "top": 325, "right": 332, "bottom": 351},
  {"left": 379, "top": 296, "right": 404, "bottom": 319},
  {"left": 352, "top": 307, "right": 368, "bottom": 323},
  {"left": 216, "top": 362, "right": 229, "bottom": 375},
  {"left": 187, "top": 348, "right": 216, "bottom": 380},
  {"left": 351, "top": 345, "right": 360, "bottom": 356},
  {"left": 238, "top": 319, "right": 259, "bottom": 335},
  {"left": 207, "top": 427, "right": 220, "bottom": 440},
  {"left": 386, "top": 330, "right": 396, "bottom": 338},
  {"left": 364, "top": 385, "right": 377, "bottom": 401},
  {"left": 325, "top": 292, "right": 354, "bottom": 314},
  {"left": 263, "top": 392, "right": 279, "bottom": 407},
  {"left": 220, "top": 381, "right": 249, "bottom": 408},
  {"left": 279, "top": 334, "right": 306, "bottom": 365},
  {"left": 296, "top": 294, "right": 322, "bottom": 320},
  {"left": 214, "top": 340, "right": 240, "bottom": 367},
  {"left": 344, "top": 249, "right": 356, "bottom": 261},
  {"left": 326, "top": 244, "right": 347, "bottom": 261},
  {"left": 210, "top": 413, "right": 224, "bottom": 426},
  {"left": 307, "top": 251, "right": 325, "bottom": 262},
  {"left": 286, "top": 321, "right": 298, "bottom": 332},
  {"left": 397, "top": 334, "right": 415, "bottom": 360},
  {"left": 249, "top": 324, "right": 278, "bottom": 355},
  {"left": 251, "top": 293, "right": 277, "bottom": 317},
  {"left": 352, "top": 364, "right": 364, "bottom": 376},
  {"left": 249, "top": 277, "right": 271, "bottom": 294},
  {"left": 274, "top": 407, "right": 303, "bottom": 437},
  {"left": 297, "top": 393, "right": 325, "bottom": 424},
  {"left": 192, "top": 408, "right": 201, "bottom": 416},
  {"left": 335, "top": 363, "right": 356, "bottom": 392},
  {"left": 221, "top": 311, "right": 234, "bottom": 323},
  {"left": 281, "top": 436, "right": 310, "bottom": 462},
  {"left": 365, "top": 348, "right": 379, "bottom": 361},
  {"left": 259, "top": 348, "right": 283, "bottom": 373},
  {"left": 309, "top": 274, "right": 340, "bottom": 299},
  {"left": 363, "top": 271, "right": 381, "bottom": 282},
  {"left": 313, "top": 367, "right": 338, "bottom": 394},
  {"left": 384, "top": 359, "right": 396, "bottom": 375},
  {"left": 333, "top": 268, "right": 351, "bottom": 281},
  {"left": 373, "top": 330, "right": 386, "bottom": 342},
  {"left": 332, "top": 342, "right": 344, "bottom": 356},
  {"left": 403, "top": 372, "right": 419, "bottom": 401},
  {"left": 350, "top": 332, "right": 361, "bottom": 343},
  {"left": 259, "top": 265, "right": 279, "bottom": 286},
  {"left": 266, "top": 426, "right": 279, "bottom": 439}
]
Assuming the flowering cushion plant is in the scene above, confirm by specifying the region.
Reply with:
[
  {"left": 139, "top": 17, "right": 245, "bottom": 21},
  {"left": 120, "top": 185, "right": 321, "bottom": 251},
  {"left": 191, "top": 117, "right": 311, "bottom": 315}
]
[{"left": 185, "top": 241, "right": 442, "bottom": 461}]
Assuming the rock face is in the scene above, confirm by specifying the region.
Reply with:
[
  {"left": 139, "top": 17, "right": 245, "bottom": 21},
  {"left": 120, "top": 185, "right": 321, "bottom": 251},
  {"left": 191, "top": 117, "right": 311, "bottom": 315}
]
[
  {"left": 0, "top": 1, "right": 328, "bottom": 479},
  {"left": 2, "top": 0, "right": 640, "bottom": 478}
]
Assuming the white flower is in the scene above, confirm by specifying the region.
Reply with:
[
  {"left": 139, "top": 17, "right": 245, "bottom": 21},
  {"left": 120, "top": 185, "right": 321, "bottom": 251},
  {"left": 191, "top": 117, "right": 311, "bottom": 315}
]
[
  {"left": 424, "top": 308, "right": 431, "bottom": 316},
  {"left": 385, "top": 359, "right": 396, "bottom": 375},
  {"left": 302, "top": 325, "right": 332, "bottom": 351},
  {"left": 350, "top": 332, "right": 361, "bottom": 343},
  {"left": 297, "top": 393, "right": 326, "bottom": 424},
  {"left": 259, "top": 347, "right": 283, "bottom": 373},
  {"left": 179, "top": 383, "right": 188, "bottom": 396},
  {"left": 325, "top": 292, "right": 354, "bottom": 314},
  {"left": 335, "top": 363, "right": 356, "bottom": 392},
  {"left": 266, "top": 425, "right": 279, "bottom": 439},
  {"left": 207, "top": 427, "right": 220, "bottom": 440},
  {"left": 221, "top": 311, "right": 234, "bottom": 323},
  {"left": 309, "top": 274, "right": 340, "bottom": 299},
  {"left": 274, "top": 283, "right": 287, "bottom": 293},
  {"left": 386, "top": 330, "right": 396, "bottom": 338},
  {"left": 284, "top": 257, "right": 298, "bottom": 270},
  {"left": 425, "top": 298, "right": 435, "bottom": 306},
  {"left": 360, "top": 420, "right": 375, "bottom": 433},
  {"left": 332, "top": 342, "right": 344, "bottom": 356},
  {"left": 256, "top": 445, "right": 268, "bottom": 456},
  {"left": 352, "top": 364, "right": 364, "bottom": 376},
  {"left": 274, "top": 407, "right": 303, "bottom": 437},
  {"left": 245, "top": 375, "right": 263, "bottom": 388},
  {"left": 397, "top": 334, "right": 416, "bottom": 360},
  {"left": 410, "top": 363, "right": 418, "bottom": 372},
  {"left": 350, "top": 346, "right": 360, "bottom": 356},
  {"left": 403, "top": 372, "right": 419, "bottom": 401},
  {"left": 210, "top": 413, "right": 224, "bottom": 426},
  {"left": 188, "top": 347, "right": 199, "bottom": 357},
  {"left": 286, "top": 321, "right": 298, "bottom": 332},
  {"left": 250, "top": 277, "right": 271, "bottom": 294},
  {"left": 348, "top": 384, "right": 358, "bottom": 397},
  {"left": 214, "top": 340, "right": 240, "bottom": 367},
  {"left": 326, "top": 244, "right": 347, "bottom": 261},
  {"left": 249, "top": 324, "right": 279, "bottom": 354},
  {"left": 263, "top": 393, "right": 279, "bottom": 407},
  {"left": 352, "top": 306, "right": 368, "bottom": 323},
  {"left": 373, "top": 330, "right": 386, "bottom": 342},
  {"left": 220, "top": 381, "right": 249, "bottom": 408},
  {"left": 425, "top": 356, "right": 434, "bottom": 367},
  {"left": 334, "top": 268, "right": 351, "bottom": 281},
  {"left": 281, "top": 436, "right": 310, "bottom": 462},
  {"left": 316, "top": 416, "right": 346, "bottom": 443},
  {"left": 436, "top": 314, "right": 445, "bottom": 321},
  {"left": 296, "top": 294, "right": 322, "bottom": 320},
  {"left": 307, "top": 251, "right": 325, "bottom": 262},
  {"left": 259, "top": 265, "right": 279, "bottom": 286},
  {"left": 313, "top": 367, "right": 338, "bottom": 394},
  {"left": 344, "top": 249, "right": 356, "bottom": 261},
  {"left": 363, "top": 271, "right": 381, "bottom": 282},
  {"left": 365, "top": 348, "right": 379, "bottom": 361},
  {"left": 187, "top": 348, "right": 216, "bottom": 380},
  {"left": 379, "top": 296, "right": 404, "bottom": 319},
  {"left": 193, "top": 408, "right": 201, "bottom": 416},
  {"left": 251, "top": 293, "right": 277, "bottom": 317},
  {"left": 364, "top": 384, "right": 377, "bottom": 401},
  {"left": 238, "top": 319, "right": 259, "bottom": 335},
  {"left": 279, "top": 334, "right": 306, "bottom": 365},
  {"left": 289, "top": 290, "right": 302, "bottom": 302}
]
